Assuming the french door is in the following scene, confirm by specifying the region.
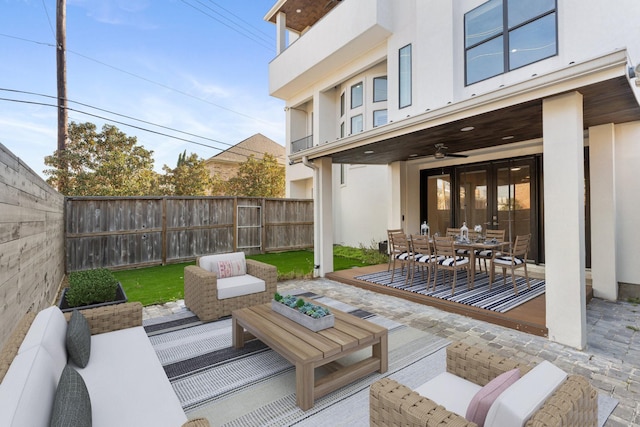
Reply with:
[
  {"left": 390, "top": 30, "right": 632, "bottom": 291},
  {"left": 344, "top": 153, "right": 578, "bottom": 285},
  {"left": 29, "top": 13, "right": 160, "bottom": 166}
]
[{"left": 421, "top": 157, "right": 540, "bottom": 263}]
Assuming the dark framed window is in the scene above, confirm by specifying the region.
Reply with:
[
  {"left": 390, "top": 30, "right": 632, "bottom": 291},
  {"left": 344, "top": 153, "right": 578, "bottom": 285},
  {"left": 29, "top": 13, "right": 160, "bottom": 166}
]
[
  {"left": 340, "top": 92, "right": 345, "bottom": 116},
  {"left": 465, "top": 0, "right": 557, "bottom": 85},
  {"left": 373, "top": 76, "right": 387, "bottom": 102},
  {"left": 373, "top": 109, "right": 387, "bottom": 127},
  {"left": 399, "top": 44, "right": 412, "bottom": 108},
  {"left": 351, "top": 82, "right": 363, "bottom": 109}
]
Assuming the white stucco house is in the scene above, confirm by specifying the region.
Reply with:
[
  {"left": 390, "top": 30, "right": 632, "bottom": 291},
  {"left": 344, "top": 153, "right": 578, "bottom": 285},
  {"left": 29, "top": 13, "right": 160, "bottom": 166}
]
[{"left": 264, "top": 0, "right": 640, "bottom": 349}]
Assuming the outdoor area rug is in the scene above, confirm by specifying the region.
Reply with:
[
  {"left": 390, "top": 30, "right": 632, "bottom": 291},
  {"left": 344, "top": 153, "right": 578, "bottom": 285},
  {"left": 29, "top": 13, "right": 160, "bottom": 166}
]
[
  {"left": 144, "top": 291, "right": 450, "bottom": 426},
  {"left": 354, "top": 268, "right": 545, "bottom": 313}
]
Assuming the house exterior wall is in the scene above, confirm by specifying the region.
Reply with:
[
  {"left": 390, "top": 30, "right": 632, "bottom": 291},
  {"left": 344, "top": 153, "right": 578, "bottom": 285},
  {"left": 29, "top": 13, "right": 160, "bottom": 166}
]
[{"left": 271, "top": 0, "right": 640, "bottom": 292}]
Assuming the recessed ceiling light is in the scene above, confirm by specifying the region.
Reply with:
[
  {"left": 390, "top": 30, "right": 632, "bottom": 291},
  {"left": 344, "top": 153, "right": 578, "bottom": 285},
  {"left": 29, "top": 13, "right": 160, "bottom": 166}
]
[
  {"left": 511, "top": 167, "right": 522, "bottom": 171},
  {"left": 502, "top": 135, "right": 515, "bottom": 140},
  {"left": 409, "top": 154, "right": 418, "bottom": 157},
  {"left": 460, "top": 126, "right": 474, "bottom": 132},
  {"left": 296, "top": 8, "right": 302, "bottom": 13},
  {"left": 364, "top": 150, "right": 374, "bottom": 154}
]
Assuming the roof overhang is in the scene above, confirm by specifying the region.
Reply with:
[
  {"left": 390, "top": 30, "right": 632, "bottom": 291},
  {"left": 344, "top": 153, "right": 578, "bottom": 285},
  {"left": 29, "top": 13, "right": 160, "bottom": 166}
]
[
  {"left": 264, "top": 0, "right": 341, "bottom": 34},
  {"left": 289, "top": 49, "right": 640, "bottom": 165}
]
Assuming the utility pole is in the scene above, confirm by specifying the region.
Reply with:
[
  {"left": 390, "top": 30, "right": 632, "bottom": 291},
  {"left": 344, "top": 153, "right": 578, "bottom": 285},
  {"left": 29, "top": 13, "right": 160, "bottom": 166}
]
[{"left": 56, "top": 0, "right": 68, "bottom": 192}]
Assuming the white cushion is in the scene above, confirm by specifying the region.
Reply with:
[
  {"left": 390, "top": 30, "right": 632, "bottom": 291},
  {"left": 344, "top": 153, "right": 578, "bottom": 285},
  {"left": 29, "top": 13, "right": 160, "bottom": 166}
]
[
  {"left": 217, "top": 275, "right": 266, "bottom": 300},
  {"left": 18, "top": 306, "right": 68, "bottom": 370},
  {"left": 0, "top": 346, "right": 62, "bottom": 427},
  {"left": 493, "top": 256, "right": 525, "bottom": 266},
  {"left": 414, "top": 372, "right": 482, "bottom": 418},
  {"left": 485, "top": 361, "right": 567, "bottom": 427},
  {"left": 199, "top": 252, "right": 246, "bottom": 277},
  {"left": 75, "top": 326, "right": 187, "bottom": 427}
]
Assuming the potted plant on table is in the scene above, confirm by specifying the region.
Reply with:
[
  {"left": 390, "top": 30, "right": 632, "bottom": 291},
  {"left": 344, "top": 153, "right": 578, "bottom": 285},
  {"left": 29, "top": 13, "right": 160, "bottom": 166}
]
[
  {"left": 58, "top": 268, "right": 128, "bottom": 312},
  {"left": 272, "top": 292, "right": 335, "bottom": 331}
]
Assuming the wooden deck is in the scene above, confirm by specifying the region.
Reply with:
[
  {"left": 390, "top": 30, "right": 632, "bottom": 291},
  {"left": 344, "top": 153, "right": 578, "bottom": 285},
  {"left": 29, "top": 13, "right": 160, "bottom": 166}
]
[{"left": 326, "top": 264, "right": 592, "bottom": 338}]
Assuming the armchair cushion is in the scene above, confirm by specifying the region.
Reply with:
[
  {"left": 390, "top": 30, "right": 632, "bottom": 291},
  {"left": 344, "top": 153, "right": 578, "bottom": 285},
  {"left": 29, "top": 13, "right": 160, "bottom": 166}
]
[
  {"left": 199, "top": 252, "right": 246, "bottom": 277},
  {"left": 484, "top": 360, "right": 567, "bottom": 427},
  {"left": 414, "top": 371, "right": 481, "bottom": 418},
  {"left": 466, "top": 368, "right": 520, "bottom": 426},
  {"left": 18, "top": 306, "right": 68, "bottom": 371},
  {"left": 217, "top": 275, "right": 266, "bottom": 300}
]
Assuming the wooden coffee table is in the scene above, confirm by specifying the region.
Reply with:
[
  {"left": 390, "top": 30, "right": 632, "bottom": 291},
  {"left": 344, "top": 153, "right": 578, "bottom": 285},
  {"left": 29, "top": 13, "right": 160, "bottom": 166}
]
[{"left": 232, "top": 300, "right": 388, "bottom": 410}]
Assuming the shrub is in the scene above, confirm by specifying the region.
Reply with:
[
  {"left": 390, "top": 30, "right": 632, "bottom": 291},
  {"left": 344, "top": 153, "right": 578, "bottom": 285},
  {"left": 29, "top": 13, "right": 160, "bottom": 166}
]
[{"left": 65, "top": 268, "right": 119, "bottom": 308}]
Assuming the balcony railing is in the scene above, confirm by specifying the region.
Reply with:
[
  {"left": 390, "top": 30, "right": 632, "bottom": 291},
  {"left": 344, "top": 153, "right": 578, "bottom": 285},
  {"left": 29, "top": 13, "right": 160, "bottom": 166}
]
[{"left": 291, "top": 135, "right": 313, "bottom": 154}]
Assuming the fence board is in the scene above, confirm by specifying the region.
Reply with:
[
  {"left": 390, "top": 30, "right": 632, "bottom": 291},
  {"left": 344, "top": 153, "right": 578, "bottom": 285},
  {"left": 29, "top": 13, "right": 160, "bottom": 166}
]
[{"left": 65, "top": 196, "right": 313, "bottom": 271}]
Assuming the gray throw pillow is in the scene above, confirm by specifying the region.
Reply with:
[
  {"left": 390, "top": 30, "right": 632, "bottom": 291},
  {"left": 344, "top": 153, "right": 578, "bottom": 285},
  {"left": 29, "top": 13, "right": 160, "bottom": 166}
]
[
  {"left": 50, "top": 364, "right": 92, "bottom": 427},
  {"left": 66, "top": 310, "right": 91, "bottom": 368}
]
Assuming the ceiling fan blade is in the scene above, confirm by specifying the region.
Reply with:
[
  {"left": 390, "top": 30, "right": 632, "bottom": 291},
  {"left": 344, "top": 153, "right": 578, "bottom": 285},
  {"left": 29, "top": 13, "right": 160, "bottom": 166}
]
[{"left": 445, "top": 153, "right": 469, "bottom": 158}]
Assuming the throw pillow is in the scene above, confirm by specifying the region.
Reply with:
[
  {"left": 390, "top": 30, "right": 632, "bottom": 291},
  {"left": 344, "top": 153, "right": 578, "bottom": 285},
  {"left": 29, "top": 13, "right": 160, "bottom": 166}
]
[
  {"left": 465, "top": 368, "right": 520, "bottom": 427},
  {"left": 66, "top": 310, "right": 91, "bottom": 368},
  {"left": 50, "top": 364, "right": 92, "bottom": 427},
  {"left": 217, "top": 259, "right": 245, "bottom": 278}
]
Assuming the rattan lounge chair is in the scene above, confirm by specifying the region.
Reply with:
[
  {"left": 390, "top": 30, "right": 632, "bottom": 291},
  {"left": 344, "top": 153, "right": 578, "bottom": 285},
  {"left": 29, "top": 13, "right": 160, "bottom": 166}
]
[
  {"left": 184, "top": 254, "right": 278, "bottom": 322},
  {"left": 370, "top": 341, "right": 597, "bottom": 427}
]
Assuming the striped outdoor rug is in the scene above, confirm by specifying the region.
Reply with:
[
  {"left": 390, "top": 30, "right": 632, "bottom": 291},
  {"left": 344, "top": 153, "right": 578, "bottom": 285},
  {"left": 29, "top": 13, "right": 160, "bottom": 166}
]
[
  {"left": 354, "top": 268, "right": 545, "bottom": 313},
  {"left": 144, "top": 291, "right": 450, "bottom": 426}
]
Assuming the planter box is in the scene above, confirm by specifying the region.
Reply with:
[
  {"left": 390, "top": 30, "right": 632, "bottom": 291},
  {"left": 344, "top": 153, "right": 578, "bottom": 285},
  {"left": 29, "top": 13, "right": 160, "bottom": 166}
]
[
  {"left": 58, "top": 282, "right": 128, "bottom": 313},
  {"left": 271, "top": 299, "right": 335, "bottom": 332}
]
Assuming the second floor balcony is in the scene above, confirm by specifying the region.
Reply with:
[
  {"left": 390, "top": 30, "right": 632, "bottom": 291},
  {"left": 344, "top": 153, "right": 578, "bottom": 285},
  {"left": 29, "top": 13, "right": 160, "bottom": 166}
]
[{"left": 267, "top": 0, "right": 393, "bottom": 100}]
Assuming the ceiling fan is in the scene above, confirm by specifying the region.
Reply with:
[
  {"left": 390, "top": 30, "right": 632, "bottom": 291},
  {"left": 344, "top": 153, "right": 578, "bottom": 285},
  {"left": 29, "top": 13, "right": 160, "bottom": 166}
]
[{"left": 433, "top": 143, "right": 469, "bottom": 159}]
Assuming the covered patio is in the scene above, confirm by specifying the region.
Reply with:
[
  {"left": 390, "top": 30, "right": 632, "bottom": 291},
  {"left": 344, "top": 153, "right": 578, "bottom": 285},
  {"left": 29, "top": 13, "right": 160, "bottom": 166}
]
[{"left": 290, "top": 49, "right": 640, "bottom": 349}]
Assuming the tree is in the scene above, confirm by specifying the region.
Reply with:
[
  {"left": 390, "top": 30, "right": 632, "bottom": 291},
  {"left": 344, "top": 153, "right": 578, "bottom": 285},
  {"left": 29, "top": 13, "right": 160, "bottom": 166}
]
[
  {"left": 226, "top": 153, "right": 285, "bottom": 197},
  {"left": 162, "top": 150, "right": 212, "bottom": 196},
  {"left": 44, "top": 122, "right": 160, "bottom": 195}
]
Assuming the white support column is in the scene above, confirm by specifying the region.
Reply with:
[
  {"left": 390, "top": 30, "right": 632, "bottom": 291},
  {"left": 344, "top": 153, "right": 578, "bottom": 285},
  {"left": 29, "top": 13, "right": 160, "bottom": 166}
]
[
  {"left": 543, "top": 91, "right": 587, "bottom": 349},
  {"left": 388, "top": 161, "right": 405, "bottom": 230},
  {"left": 589, "top": 124, "right": 618, "bottom": 301},
  {"left": 276, "top": 12, "right": 286, "bottom": 55},
  {"left": 316, "top": 157, "right": 334, "bottom": 277}
]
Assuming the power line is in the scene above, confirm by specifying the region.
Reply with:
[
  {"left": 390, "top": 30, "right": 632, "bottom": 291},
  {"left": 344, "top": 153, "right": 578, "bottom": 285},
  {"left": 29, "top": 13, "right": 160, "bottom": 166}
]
[
  {"left": 207, "top": 0, "right": 274, "bottom": 41},
  {"left": 0, "top": 90, "right": 281, "bottom": 161},
  {"left": 41, "top": 0, "right": 56, "bottom": 42},
  {"left": 179, "top": 0, "right": 274, "bottom": 52},
  {"left": 0, "top": 32, "right": 277, "bottom": 126}
]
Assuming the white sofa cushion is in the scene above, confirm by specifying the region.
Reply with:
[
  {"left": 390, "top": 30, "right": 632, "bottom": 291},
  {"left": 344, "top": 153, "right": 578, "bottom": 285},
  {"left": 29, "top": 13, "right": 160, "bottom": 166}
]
[
  {"left": 485, "top": 360, "right": 567, "bottom": 427},
  {"left": 199, "top": 252, "right": 246, "bottom": 277},
  {"left": 75, "top": 326, "right": 187, "bottom": 427},
  {"left": 18, "top": 306, "right": 68, "bottom": 370},
  {"left": 217, "top": 275, "right": 266, "bottom": 300},
  {"left": 0, "top": 346, "right": 63, "bottom": 427},
  {"left": 414, "top": 372, "right": 482, "bottom": 417}
]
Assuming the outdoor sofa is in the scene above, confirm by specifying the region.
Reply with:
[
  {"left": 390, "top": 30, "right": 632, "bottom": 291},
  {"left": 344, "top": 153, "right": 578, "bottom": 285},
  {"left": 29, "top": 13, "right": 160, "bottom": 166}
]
[
  {"left": 184, "top": 251, "right": 278, "bottom": 322},
  {"left": 0, "top": 302, "right": 209, "bottom": 427},
  {"left": 370, "top": 341, "right": 598, "bottom": 427}
]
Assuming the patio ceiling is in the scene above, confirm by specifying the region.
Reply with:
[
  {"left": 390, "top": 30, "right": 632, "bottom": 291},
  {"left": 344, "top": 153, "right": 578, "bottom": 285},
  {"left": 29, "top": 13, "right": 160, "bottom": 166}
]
[
  {"left": 264, "top": 0, "right": 341, "bottom": 33},
  {"left": 329, "top": 76, "right": 640, "bottom": 165}
]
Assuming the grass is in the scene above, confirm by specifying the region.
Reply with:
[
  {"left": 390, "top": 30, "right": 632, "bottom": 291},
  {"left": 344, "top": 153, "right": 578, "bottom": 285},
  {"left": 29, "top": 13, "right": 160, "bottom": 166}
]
[{"left": 113, "top": 246, "right": 388, "bottom": 306}]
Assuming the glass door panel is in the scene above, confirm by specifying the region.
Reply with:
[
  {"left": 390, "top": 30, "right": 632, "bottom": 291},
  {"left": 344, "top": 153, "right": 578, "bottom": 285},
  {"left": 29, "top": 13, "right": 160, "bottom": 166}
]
[
  {"left": 496, "top": 164, "right": 531, "bottom": 244},
  {"left": 426, "top": 174, "right": 451, "bottom": 236},
  {"left": 458, "top": 169, "right": 488, "bottom": 232}
]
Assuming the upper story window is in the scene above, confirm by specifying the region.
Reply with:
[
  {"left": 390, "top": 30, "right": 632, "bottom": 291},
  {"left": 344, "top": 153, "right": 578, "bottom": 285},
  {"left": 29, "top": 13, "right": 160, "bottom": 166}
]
[
  {"left": 399, "top": 44, "right": 412, "bottom": 108},
  {"left": 340, "top": 92, "right": 345, "bottom": 116},
  {"left": 351, "top": 82, "right": 363, "bottom": 109},
  {"left": 465, "top": 0, "right": 557, "bottom": 85},
  {"left": 373, "top": 77, "right": 387, "bottom": 102}
]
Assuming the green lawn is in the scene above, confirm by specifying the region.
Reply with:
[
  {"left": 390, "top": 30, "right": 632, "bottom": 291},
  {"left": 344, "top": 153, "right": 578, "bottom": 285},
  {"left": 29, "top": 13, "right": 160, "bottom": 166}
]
[{"left": 113, "top": 247, "right": 386, "bottom": 306}]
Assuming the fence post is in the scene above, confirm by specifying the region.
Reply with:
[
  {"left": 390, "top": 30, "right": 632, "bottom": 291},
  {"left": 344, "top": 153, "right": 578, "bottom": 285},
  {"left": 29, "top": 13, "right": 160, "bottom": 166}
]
[
  {"left": 161, "top": 197, "right": 167, "bottom": 265},
  {"left": 261, "top": 198, "right": 266, "bottom": 254},
  {"left": 232, "top": 197, "right": 238, "bottom": 252}
]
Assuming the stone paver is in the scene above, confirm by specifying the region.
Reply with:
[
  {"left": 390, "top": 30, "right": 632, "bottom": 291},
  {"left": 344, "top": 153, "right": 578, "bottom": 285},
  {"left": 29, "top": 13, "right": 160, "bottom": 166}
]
[{"left": 144, "top": 278, "right": 640, "bottom": 426}]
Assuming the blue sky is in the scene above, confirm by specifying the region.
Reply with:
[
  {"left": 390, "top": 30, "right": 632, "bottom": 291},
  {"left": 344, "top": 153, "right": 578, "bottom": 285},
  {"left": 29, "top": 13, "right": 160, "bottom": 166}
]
[{"left": 0, "top": 0, "right": 284, "bottom": 179}]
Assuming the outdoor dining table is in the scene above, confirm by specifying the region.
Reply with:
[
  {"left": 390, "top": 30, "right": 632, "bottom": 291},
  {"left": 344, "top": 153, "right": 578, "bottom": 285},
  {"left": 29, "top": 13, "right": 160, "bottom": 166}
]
[{"left": 450, "top": 239, "right": 509, "bottom": 283}]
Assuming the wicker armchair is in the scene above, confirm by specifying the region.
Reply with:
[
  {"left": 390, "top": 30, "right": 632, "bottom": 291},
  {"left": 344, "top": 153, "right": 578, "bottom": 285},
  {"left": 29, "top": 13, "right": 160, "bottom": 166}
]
[
  {"left": 184, "top": 256, "right": 278, "bottom": 322},
  {"left": 370, "top": 341, "right": 598, "bottom": 427}
]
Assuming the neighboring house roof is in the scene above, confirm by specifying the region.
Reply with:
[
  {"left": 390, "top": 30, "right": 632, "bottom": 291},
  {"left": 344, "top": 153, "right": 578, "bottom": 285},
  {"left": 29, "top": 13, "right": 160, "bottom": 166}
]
[{"left": 205, "top": 133, "right": 286, "bottom": 166}]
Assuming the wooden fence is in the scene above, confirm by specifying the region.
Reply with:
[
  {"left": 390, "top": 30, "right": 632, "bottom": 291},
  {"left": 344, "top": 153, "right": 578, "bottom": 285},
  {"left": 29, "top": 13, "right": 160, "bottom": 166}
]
[{"left": 65, "top": 196, "right": 314, "bottom": 272}]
